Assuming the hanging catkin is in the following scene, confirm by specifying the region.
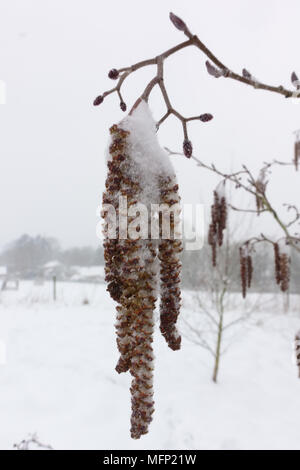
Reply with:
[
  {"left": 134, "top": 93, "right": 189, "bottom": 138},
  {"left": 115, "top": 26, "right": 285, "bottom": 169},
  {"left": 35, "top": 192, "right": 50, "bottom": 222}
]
[
  {"left": 295, "top": 331, "right": 300, "bottom": 379},
  {"left": 208, "top": 181, "right": 227, "bottom": 267},
  {"left": 158, "top": 175, "right": 182, "bottom": 351},
  {"left": 102, "top": 101, "right": 182, "bottom": 439},
  {"left": 239, "top": 244, "right": 253, "bottom": 298},
  {"left": 273, "top": 240, "right": 290, "bottom": 293}
]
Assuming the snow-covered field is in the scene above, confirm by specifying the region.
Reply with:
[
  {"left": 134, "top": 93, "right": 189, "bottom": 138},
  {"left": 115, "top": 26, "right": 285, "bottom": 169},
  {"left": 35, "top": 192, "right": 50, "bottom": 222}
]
[{"left": 0, "top": 281, "right": 299, "bottom": 450}]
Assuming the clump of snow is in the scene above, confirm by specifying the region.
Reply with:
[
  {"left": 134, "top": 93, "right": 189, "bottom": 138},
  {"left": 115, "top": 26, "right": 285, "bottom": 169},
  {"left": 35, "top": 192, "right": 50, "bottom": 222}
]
[
  {"left": 215, "top": 180, "right": 226, "bottom": 199},
  {"left": 121, "top": 100, "right": 174, "bottom": 206},
  {"left": 0, "top": 266, "right": 7, "bottom": 276},
  {"left": 278, "top": 238, "right": 291, "bottom": 256}
]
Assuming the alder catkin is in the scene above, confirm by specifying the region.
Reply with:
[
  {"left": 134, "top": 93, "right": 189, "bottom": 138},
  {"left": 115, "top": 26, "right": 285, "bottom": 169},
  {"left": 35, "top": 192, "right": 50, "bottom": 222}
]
[
  {"left": 158, "top": 175, "right": 182, "bottom": 351},
  {"left": 295, "top": 331, "right": 300, "bottom": 379},
  {"left": 273, "top": 240, "right": 290, "bottom": 292},
  {"left": 208, "top": 184, "right": 227, "bottom": 266},
  {"left": 102, "top": 102, "right": 183, "bottom": 439}
]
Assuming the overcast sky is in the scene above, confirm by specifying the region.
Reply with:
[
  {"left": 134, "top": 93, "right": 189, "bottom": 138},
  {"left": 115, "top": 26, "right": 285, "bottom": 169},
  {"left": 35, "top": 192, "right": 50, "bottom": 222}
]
[{"left": 0, "top": 0, "right": 299, "bottom": 249}]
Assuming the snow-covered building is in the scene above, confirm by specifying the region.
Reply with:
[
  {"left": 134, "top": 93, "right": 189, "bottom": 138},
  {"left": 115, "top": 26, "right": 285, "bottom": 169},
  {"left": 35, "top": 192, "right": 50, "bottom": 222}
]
[
  {"left": 70, "top": 265, "right": 105, "bottom": 283},
  {"left": 41, "top": 261, "right": 70, "bottom": 280},
  {"left": 0, "top": 266, "right": 7, "bottom": 279}
]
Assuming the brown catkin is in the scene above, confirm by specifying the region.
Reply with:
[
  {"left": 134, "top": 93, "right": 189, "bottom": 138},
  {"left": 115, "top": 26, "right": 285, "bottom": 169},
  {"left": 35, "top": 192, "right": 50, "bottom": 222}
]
[
  {"left": 279, "top": 253, "right": 290, "bottom": 292},
  {"left": 273, "top": 243, "right": 281, "bottom": 285},
  {"left": 239, "top": 247, "right": 247, "bottom": 298},
  {"left": 295, "top": 331, "right": 300, "bottom": 379},
  {"left": 208, "top": 188, "right": 227, "bottom": 266},
  {"left": 103, "top": 124, "right": 157, "bottom": 438},
  {"left": 129, "top": 238, "right": 156, "bottom": 439},
  {"left": 239, "top": 245, "right": 253, "bottom": 298},
  {"left": 247, "top": 255, "right": 253, "bottom": 288},
  {"left": 273, "top": 241, "right": 290, "bottom": 292},
  {"left": 158, "top": 175, "right": 182, "bottom": 351}
]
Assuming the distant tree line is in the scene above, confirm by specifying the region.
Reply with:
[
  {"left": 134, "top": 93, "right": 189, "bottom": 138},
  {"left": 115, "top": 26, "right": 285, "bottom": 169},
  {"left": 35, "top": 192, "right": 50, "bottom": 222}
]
[
  {"left": 0, "top": 234, "right": 104, "bottom": 276},
  {"left": 0, "top": 234, "right": 299, "bottom": 292}
]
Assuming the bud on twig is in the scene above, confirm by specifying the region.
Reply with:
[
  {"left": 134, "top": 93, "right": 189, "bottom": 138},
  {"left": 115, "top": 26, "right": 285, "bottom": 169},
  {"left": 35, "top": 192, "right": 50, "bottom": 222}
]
[
  {"left": 93, "top": 95, "right": 104, "bottom": 106},
  {"left": 183, "top": 139, "right": 193, "bottom": 158},
  {"left": 242, "top": 68, "right": 252, "bottom": 80},
  {"left": 108, "top": 69, "right": 119, "bottom": 80},
  {"left": 200, "top": 113, "right": 213, "bottom": 122},
  {"left": 291, "top": 72, "right": 300, "bottom": 89},
  {"left": 120, "top": 101, "right": 127, "bottom": 112},
  {"left": 205, "top": 60, "right": 224, "bottom": 78},
  {"left": 169, "top": 12, "right": 188, "bottom": 33}
]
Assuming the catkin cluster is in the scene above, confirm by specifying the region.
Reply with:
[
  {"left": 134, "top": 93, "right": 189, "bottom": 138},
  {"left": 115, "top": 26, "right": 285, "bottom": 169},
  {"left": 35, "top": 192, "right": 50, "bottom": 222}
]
[{"left": 102, "top": 121, "right": 182, "bottom": 439}]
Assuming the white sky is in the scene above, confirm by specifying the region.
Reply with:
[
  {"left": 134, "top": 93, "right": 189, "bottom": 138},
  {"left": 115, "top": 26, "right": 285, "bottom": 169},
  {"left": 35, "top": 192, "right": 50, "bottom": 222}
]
[{"left": 0, "top": 0, "right": 299, "bottom": 249}]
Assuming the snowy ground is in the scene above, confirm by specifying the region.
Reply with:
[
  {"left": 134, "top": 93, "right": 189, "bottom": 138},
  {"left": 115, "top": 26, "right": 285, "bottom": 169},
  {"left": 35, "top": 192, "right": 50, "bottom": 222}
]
[{"left": 0, "top": 281, "right": 299, "bottom": 450}]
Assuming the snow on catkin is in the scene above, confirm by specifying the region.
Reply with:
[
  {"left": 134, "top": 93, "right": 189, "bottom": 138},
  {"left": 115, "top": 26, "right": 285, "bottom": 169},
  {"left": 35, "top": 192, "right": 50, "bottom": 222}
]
[{"left": 102, "top": 100, "right": 182, "bottom": 439}]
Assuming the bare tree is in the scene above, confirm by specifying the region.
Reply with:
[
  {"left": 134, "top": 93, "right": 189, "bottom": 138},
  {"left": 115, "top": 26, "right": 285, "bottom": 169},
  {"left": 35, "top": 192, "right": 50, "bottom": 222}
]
[
  {"left": 13, "top": 433, "right": 53, "bottom": 450},
  {"left": 182, "top": 218, "right": 266, "bottom": 383}
]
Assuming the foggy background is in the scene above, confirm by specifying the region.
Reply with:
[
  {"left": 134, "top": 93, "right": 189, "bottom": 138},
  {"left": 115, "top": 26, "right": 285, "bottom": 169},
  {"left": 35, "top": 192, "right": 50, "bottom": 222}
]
[{"left": 0, "top": 0, "right": 299, "bottom": 250}]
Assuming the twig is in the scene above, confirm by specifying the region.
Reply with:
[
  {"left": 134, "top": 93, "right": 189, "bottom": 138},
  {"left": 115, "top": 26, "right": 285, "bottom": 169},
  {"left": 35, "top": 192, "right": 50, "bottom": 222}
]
[{"left": 94, "top": 11, "right": 300, "bottom": 146}]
